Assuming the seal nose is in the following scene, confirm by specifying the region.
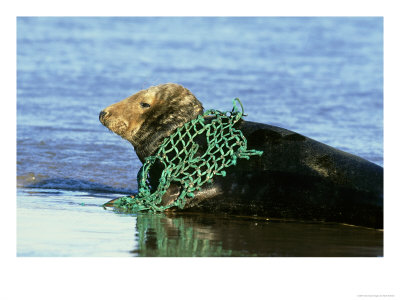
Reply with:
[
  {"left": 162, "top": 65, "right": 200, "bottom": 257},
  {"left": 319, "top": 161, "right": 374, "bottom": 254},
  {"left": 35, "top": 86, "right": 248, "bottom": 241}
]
[{"left": 99, "top": 110, "right": 110, "bottom": 123}]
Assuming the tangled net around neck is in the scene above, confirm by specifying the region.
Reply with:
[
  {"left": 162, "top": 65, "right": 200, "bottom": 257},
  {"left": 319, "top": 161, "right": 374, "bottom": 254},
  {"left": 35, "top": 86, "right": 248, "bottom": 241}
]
[{"left": 105, "top": 98, "right": 263, "bottom": 213}]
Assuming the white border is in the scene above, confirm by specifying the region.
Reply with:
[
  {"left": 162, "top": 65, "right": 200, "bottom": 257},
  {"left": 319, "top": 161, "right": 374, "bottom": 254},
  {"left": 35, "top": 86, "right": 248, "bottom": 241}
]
[{"left": 3, "top": 1, "right": 400, "bottom": 299}]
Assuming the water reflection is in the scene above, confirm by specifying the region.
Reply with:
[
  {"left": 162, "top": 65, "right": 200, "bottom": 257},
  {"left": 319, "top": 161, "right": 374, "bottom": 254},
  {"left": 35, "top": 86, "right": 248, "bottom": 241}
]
[
  {"left": 131, "top": 213, "right": 234, "bottom": 256},
  {"left": 131, "top": 212, "right": 383, "bottom": 257}
]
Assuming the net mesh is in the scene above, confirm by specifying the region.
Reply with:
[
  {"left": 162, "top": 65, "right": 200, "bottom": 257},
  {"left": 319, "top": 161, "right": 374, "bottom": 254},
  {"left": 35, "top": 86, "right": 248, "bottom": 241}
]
[{"left": 105, "top": 98, "right": 263, "bottom": 212}]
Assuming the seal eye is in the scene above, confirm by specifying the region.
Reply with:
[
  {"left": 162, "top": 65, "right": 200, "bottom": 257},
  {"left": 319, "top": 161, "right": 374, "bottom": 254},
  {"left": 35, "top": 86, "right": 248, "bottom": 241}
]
[{"left": 140, "top": 102, "right": 151, "bottom": 108}]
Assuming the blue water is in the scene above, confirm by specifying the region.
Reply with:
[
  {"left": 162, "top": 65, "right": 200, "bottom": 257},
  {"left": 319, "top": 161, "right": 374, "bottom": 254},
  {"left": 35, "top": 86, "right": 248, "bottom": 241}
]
[{"left": 17, "top": 17, "right": 383, "bottom": 256}]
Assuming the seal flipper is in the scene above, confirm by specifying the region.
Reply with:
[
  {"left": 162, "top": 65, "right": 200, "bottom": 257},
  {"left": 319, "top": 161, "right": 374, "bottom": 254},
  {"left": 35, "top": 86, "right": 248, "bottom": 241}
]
[
  {"left": 160, "top": 183, "right": 181, "bottom": 207},
  {"left": 103, "top": 195, "right": 135, "bottom": 209}
]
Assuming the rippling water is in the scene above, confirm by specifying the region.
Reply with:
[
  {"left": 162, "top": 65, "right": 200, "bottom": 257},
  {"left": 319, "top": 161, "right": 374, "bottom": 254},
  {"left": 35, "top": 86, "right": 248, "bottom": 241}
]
[{"left": 17, "top": 17, "right": 383, "bottom": 256}]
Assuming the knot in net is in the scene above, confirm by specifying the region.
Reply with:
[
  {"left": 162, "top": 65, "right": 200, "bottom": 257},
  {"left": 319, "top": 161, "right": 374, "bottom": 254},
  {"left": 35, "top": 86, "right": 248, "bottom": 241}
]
[{"left": 107, "top": 98, "right": 263, "bottom": 212}]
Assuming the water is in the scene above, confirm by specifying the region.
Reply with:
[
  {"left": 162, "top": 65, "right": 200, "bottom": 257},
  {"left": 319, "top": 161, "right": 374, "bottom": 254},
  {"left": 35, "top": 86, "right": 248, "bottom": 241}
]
[{"left": 17, "top": 17, "right": 383, "bottom": 257}]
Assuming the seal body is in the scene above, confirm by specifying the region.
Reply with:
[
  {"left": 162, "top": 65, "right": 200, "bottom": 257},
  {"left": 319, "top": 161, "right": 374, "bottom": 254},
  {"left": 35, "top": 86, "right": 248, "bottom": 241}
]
[
  {"left": 184, "top": 121, "right": 383, "bottom": 228},
  {"left": 100, "top": 83, "right": 383, "bottom": 228}
]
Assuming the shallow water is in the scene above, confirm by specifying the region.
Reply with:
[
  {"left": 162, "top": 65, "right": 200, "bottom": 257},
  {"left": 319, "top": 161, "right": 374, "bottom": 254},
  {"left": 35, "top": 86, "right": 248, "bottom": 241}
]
[
  {"left": 17, "top": 17, "right": 383, "bottom": 257},
  {"left": 17, "top": 188, "right": 383, "bottom": 257}
]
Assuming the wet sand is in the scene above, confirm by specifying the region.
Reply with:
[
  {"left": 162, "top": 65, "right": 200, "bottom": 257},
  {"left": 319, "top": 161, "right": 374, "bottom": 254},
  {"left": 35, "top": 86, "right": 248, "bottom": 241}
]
[{"left": 17, "top": 188, "right": 383, "bottom": 257}]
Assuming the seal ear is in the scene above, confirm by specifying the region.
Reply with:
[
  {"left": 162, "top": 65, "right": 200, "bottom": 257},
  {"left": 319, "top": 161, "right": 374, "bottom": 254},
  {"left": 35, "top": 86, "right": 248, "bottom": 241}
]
[{"left": 140, "top": 102, "right": 151, "bottom": 108}]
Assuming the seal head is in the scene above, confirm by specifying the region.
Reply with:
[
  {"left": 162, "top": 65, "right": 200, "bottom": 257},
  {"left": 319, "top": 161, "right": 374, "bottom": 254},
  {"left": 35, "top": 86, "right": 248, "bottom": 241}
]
[{"left": 99, "top": 83, "right": 204, "bottom": 162}]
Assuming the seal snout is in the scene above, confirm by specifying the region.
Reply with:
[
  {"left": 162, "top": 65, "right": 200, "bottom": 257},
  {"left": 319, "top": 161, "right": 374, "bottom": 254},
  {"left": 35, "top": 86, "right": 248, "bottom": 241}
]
[
  {"left": 99, "top": 108, "right": 129, "bottom": 138},
  {"left": 99, "top": 110, "right": 110, "bottom": 124}
]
